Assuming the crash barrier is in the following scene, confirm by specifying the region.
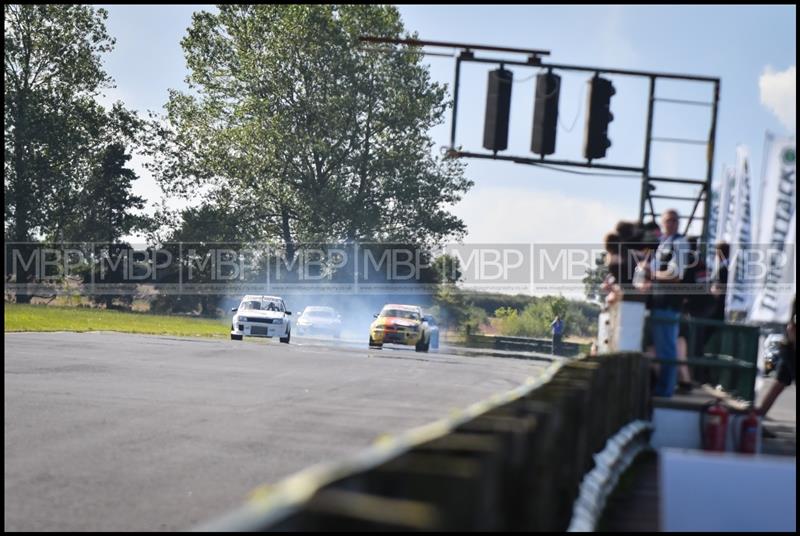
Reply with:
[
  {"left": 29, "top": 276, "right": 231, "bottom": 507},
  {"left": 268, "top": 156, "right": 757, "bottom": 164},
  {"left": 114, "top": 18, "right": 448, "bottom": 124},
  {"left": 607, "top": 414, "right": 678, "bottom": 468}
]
[
  {"left": 464, "top": 333, "right": 583, "bottom": 357},
  {"left": 646, "top": 315, "right": 759, "bottom": 401},
  {"left": 195, "top": 352, "right": 651, "bottom": 531}
]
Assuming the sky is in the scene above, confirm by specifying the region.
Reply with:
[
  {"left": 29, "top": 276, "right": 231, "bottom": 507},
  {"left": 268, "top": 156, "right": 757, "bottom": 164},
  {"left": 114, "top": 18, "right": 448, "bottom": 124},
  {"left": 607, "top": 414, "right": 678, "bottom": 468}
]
[{"left": 97, "top": 5, "right": 796, "bottom": 252}]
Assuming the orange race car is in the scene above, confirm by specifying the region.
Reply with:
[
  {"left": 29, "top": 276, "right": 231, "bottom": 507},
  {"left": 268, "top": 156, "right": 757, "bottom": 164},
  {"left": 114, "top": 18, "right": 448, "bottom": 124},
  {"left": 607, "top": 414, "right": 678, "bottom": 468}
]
[{"left": 368, "top": 304, "right": 432, "bottom": 352}]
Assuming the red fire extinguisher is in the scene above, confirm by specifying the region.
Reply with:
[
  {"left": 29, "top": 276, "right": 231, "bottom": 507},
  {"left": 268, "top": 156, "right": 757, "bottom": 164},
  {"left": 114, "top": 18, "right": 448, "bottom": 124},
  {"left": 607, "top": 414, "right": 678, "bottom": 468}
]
[
  {"left": 701, "top": 400, "right": 729, "bottom": 451},
  {"left": 737, "top": 410, "right": 760, "bottom": 454}
]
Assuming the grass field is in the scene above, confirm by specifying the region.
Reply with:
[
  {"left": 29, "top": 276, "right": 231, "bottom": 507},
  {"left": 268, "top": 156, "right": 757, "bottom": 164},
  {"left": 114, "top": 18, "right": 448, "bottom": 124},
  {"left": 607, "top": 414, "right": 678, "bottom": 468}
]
[{"left": 4, "top": 303, "right": 230, "bottom": 338}]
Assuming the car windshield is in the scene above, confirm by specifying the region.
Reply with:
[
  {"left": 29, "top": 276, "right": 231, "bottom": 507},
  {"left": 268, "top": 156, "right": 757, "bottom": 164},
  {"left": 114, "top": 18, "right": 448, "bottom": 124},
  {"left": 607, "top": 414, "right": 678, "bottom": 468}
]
[
  {"left": 240, "top": 300, "right": 283, "bottom": 312},
  {"left": 381, "top": 309, "right": 420, "bottom": 321},
  {"left": 305, "top": 309, "right": 334, "bottom": 318}
]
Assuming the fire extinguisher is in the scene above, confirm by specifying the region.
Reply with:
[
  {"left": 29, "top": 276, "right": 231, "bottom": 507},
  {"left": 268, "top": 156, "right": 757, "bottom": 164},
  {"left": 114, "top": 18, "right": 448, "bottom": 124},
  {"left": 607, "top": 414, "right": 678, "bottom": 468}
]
[
  {"left": 701, "top": 400, "right": 729, "bottom": 451},
  {"left": 737, "top": 410, "right": 760, "bottom": 454}
]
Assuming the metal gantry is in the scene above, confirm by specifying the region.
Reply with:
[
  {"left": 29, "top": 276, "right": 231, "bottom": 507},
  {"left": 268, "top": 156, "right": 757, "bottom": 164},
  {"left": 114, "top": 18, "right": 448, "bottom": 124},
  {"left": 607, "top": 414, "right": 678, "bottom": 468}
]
[{"left": 360, "top": 36, "right": 721, "bottom": 242}]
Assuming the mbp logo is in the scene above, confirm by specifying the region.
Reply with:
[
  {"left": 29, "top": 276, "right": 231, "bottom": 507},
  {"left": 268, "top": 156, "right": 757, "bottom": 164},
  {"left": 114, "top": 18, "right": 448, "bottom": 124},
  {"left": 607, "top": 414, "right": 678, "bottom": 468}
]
[
  {"left": 441, "top": 244, "right": 530, "bottom": 291},
  {"left": 533, "top": 244, "right": 606, "bottom": 292}
]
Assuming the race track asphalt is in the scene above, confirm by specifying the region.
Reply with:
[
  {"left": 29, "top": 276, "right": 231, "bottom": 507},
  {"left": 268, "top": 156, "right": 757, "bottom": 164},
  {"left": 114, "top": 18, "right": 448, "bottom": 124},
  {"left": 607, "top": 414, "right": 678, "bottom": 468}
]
[{"left": 4, "top": 332, "right": 549, "bottom": 531}]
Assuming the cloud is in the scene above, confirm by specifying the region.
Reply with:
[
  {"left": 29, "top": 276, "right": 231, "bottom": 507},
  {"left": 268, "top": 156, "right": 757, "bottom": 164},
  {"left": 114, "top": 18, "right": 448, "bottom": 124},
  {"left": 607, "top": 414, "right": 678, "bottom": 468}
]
[
  {"left": 449, "top": 187, "right": 627, "bottom": 298},
  {"left": 599, "top": 6, "right": 639, "bottom": 68},
  {"left": 453, "top": 186, "right": 626, "bottom": 245},
  {"left": 759, "top": 65, "right": 796, "bottom": 132}
]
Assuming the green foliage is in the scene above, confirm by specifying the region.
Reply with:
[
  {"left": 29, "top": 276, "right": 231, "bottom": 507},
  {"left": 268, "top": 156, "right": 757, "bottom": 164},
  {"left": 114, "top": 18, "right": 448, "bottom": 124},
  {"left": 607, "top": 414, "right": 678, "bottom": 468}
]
[
  {"left": 148, "top": 197, "right": 256, "bottom": 317},
  {"left": 493, "top": 301, "right": 551, "bottom": 338},
  {"left": 465, "top": 292, "right": 541, "bottom": 314},
  {"left": 583, "top": 252, "right": 609, "bottom": 303},
  {"left": 5, "top": 5, "right": 147, "bottom": 305},
  {"left": 86, "top": 242, "right": 136, "bottom": 310},
  {"left": 5, "top": 5, "right": 116, "bottom": 241},
  {"left": 64, "top": 141, "right": 149, "bottom": 243},
  {"left": 432, "top": 253, "right": 463, "bottom": 285},
  {"left": 434, "top": 286, "right": 598, "bottom": 339},
  {"left": 144, "top": 5, "right": 472, "bottom": 249},
  {"left": 430, "top": 283, "right": 483, "bottom": 336},
  {"left": 487, "top": 293, "right": 600, "bottom": 338}
]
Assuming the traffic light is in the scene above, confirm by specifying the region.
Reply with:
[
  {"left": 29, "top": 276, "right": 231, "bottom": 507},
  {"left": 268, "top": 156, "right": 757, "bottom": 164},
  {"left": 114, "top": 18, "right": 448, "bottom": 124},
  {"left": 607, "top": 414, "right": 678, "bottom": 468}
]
[
  {"left": 531, "top": 72, "right": 561, "bottom": 155},
  {"left": 483, "top": 68, "right": 513, "bottom": 152},
  {"left": 583, "top": 76, "right": 615, "bottom": 160}
]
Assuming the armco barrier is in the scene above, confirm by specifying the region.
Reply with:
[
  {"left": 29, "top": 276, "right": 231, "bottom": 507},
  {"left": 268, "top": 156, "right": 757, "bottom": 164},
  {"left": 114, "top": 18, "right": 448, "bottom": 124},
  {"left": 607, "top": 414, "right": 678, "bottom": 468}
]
[
  {"left": 464, "top": 333, "right": 583, "bottom": 356},
  {"left": 194, "top": 352, "right": 651, "bottom": 532}
]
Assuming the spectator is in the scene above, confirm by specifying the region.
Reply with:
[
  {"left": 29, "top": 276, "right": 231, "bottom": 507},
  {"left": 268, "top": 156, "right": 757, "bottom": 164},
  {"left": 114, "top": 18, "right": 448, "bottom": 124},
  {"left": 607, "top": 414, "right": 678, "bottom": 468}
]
[
  {"left": 603, "top": 221, "right": 654, "bottom": 305},
  {"left": 756, "top": 298, "right": 796, "bottom": 419},
  {"left": 636, "top": 209, "right": 691, "bottom": 397},
  {"left": 633, "top": 221, "right": 662, "bottom": 362},
  {"left": 551, "top": 315, "right": 564, "bottom": 355},
  {"left": 675, "top": 237, "right": 714, "bottom": 393},
  {"left": 628, "top": 221, "right": 662, "bottom": 292},
  {"left": 615, "top": 221, "right": 640, "bottom": 286},
  {"left": 602, "top": 232, "right": 624, "bottom": 305},
  {"left": 615, "top": 220, "right": 639, "bottom": 246},
  {"left": 597, "top": 220, "right": 660, "bottom": 355},
  {"left": 709, "top": 241, "right": 730, "bottom": 322}
]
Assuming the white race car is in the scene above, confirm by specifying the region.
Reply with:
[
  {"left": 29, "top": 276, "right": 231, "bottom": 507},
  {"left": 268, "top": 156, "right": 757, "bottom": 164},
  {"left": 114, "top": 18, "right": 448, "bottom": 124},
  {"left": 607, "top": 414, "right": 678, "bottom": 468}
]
[
  {"left": 296, "top": 306, "right": 342, "bottom": 338},
  {"left": 230, "top": 295, "right": 292, "bottom": 343}
]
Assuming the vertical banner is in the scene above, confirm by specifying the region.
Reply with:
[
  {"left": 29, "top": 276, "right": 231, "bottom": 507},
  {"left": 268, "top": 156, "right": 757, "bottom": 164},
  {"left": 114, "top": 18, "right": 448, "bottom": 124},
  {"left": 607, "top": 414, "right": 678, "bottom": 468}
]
[
  {"left": 706, "top": 177, "right": 719, "bottom": 248},
  {"left": 715, "top": 165, "right": 735, "bottom": 244},
  {"left": 725, "top": 146, "right": 754, "bottom": 317},
  {"left": 705, "top": 165, "right": 725, "bottom": 267},
  {"left": 749, "top": 138, "right": 796, "bottom": 324}
]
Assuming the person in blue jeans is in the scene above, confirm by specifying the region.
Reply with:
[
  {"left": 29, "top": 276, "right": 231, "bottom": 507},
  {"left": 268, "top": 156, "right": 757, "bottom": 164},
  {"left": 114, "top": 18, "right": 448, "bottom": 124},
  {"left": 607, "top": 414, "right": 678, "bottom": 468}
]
[
  {"left": 637, "top": 209, "right": 690, "bottom": 397},
  {"left": 551, "top": 315, "right": 564, "bottom": 355}
]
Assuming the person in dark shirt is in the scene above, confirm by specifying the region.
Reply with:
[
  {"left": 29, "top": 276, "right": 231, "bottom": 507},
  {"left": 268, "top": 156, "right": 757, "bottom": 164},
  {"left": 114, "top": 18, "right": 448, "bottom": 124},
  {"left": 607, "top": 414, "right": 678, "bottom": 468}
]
[
  {"left": 675, "top": 237, "right": 717, "bottom": 392},
  {"left": 602, "top": 232, "right": 629, "bottom": 299},
  {"left": 550, "top": 315, "right": 564, "bottom": 355},
  {"left": 709, "top": 241, "right": 730, "bottom": 321},
  {"left": 603, "top": 221, "right": 653, "bottom": 301}
]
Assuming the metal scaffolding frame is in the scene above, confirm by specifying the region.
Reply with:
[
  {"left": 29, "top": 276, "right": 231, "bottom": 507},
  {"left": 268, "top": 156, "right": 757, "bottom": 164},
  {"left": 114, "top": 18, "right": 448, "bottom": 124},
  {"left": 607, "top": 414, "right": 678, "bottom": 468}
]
[{"left": 360, "top": 36, "right": 721, "bottom": 242}]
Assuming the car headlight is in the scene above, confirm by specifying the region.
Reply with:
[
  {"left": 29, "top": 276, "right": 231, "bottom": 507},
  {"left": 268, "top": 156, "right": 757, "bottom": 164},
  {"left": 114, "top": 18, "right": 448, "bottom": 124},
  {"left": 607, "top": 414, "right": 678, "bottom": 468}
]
[
  {"left": 238, "top": 316, "right": 248, "bottom": 322},
  {"left": 273, "top": 318, "right": 284, "bottom": 324}
]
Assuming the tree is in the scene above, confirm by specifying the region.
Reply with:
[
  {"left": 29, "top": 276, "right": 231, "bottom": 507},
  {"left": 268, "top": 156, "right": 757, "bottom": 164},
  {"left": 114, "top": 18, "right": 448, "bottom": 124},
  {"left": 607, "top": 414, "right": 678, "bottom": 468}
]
[
  {"left": 432, "top": 253, "right": 463, "bottom": 285},
  {"left": 4, "top": 5, "right": 125, "bottom": 303},
  {"left": 4, "top": 5, "right": 114, "bottom": 242},
  {"left": 492, "top": 296, "right": 595, "bottom": 339},
  {"left": 547, "top": 295, "right": 569, "bottom": 320},
  {"left": 66, "top": 141, "right": 152, "bottom": 310},
  {"left": 150, "top": 196, "right": 257, "bottom": 317},
  {"left": 583, "top": 252, "right": 608, "bottom": 303},
  {"left": 65, "top": 142, "right": 148, "bottom": 244},
  {"left": 145, "top": 5, "right": 472, "bottom": 253},
  {"left": 430, "top": 255, "right": 487, "bottom": 334}
]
